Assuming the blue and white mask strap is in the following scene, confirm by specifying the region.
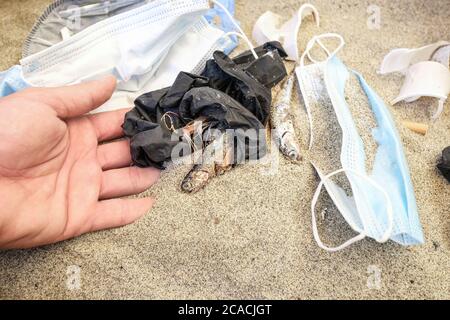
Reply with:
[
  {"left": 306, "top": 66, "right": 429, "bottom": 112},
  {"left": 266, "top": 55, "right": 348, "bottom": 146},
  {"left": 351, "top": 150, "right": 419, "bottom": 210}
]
[
  {"left": 299, "top": 33, "right": 345, "bottom": 150},
  {"left": 300, "top": 33, "right": 345, "bottom": 68},
  {"left": 311, "top": 168, "right": 394, "bottom": 252},
  {"left": 211, "top": 0, "right": 258, "bottom": 59}
]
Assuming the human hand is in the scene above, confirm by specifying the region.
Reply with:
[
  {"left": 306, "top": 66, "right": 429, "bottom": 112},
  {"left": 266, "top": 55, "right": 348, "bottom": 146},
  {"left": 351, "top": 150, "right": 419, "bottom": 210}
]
[{"left": 0, "top": 76, "right": 160, "bottom": 249}]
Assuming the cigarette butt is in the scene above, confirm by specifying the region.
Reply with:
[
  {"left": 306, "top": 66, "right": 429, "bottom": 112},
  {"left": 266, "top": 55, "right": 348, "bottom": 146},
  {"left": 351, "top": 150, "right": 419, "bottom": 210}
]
[{"left": 402, "top": 121, "right": 429, "bottom": 135}]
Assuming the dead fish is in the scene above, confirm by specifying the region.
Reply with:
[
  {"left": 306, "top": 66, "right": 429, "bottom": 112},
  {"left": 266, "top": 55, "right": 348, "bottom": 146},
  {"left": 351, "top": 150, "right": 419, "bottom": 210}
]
[
  {"left": 271, "top": 72, "right": 302, "bottom": 162},
  {"left": 214, "top": 132, "right": 234, "bottom": 176},
  {"left": 181, "top": 163, "right": 216, "bottom": 194},
  {"left": 181, "top": 133, "right": 234, "bottom": 193}
]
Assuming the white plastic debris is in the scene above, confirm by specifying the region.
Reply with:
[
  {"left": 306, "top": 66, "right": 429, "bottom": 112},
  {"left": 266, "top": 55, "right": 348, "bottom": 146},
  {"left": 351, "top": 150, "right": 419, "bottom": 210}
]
[
  {"left": 380, "top": 41, "right": 450, "bottom": 120},
  {"left": 252, "top": 3, "right": 319, "bottom": 61}
]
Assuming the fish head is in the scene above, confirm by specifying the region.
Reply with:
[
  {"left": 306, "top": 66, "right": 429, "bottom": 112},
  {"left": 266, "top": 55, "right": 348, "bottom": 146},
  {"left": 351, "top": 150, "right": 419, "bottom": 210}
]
[
  {"left": 280, "top": 143, "right": 302, "bottom": 162},
  {"left": 181, "top": 169, "right": 211, "bottom": 194}
]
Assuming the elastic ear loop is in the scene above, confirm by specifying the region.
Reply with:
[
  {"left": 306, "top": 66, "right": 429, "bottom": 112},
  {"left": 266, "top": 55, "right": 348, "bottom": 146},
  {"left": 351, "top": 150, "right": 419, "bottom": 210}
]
[
  {"left": 290, "top": 4, "right": 320, "bottom": 60},
  {"left": 300, "top": 33, "right": 345, "bottom": 68},
  {"left": 298, "top": 3, "right": 321, "bottom": 27},
  {"left": 432, "top": 98, "right": 446, "bottom": 121},
  {"left": 311, "top": 168, "right": 394, "bottom": 252},
  {"left": 223, "top": 32, "right": 259, "bottom": 60},
  {"left": 299, "top": 33, "right": 345, "bottom": 151},
  {"left": 433, "top": 53, "right": 450, "bottom": 120},
  {"left": 211, "top": 0, "right": 258, "bottom": 60}
]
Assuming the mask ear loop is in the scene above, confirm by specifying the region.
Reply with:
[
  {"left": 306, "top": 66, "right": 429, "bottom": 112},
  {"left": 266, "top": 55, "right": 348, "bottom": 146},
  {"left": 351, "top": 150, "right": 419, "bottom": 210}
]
[
  {"left": 311, "top": 168, "right": 394, "bottom": 252},
  {"left": 298, "top": 4, "right": 321, "bottom": 28},
  {"left": 300, "top": 33, "right": 345, "bottom": 67},
  {"left": 299, "top": 33, "right": 345, "bottom": 150},
  {"left": 288, "top": 4, "right": 320, "bottom": 61},
  {"left": 211, "top": 0, "right": 258, "bottom": 60},
  {"left": 223, "top": 32, "right": 259, "bottom": 60},
  {"left": 432, "top": 98, "right": 446, "bottom": 121}
]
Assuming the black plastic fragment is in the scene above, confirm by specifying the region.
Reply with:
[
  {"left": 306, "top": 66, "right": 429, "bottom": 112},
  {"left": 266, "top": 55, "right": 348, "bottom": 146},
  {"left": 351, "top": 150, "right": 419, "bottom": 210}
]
[{"left": 437, "top": 146, "right": 450, "bottom": 182}]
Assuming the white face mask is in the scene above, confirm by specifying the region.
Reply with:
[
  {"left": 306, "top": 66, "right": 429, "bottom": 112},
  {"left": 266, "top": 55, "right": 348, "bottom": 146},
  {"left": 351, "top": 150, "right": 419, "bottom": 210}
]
[
  {"left": 97, "top": 17, "right": 236, "bottom": 112},
  {"left": 21, "top": 0, "right": 246, "bottom": 113},
  {"left": 21, "top": 0, "right": 211, "bottom": 86},
  {"left": 22, "top": 0, "right": 150, "bottom": 57}
]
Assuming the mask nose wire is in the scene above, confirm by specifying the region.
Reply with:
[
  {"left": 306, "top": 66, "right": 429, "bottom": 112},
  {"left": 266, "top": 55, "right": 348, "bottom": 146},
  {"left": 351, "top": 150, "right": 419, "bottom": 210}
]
[{"left": 210, "top": 0, "right": 258, "bottom": 60}]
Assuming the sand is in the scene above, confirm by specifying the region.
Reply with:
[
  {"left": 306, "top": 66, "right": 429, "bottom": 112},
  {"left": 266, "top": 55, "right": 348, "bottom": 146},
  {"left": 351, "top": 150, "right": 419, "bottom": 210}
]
[{"left": 0, "top": 0, "right": 449, "bottom": 300}]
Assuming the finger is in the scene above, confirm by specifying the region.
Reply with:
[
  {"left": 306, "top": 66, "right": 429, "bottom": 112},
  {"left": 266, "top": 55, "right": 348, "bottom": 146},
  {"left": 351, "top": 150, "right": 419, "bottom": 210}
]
[
  {"left": 22, "top": 76, "right": 117, "bottom": 119},
  {"left": 89, "top": 197, "right": 154, "bottom": 233},
  {"left": 98, "top": 139, "right": 132, "bottom": 170},
  {"left": 88, "top": 108, "right": 129, "bottom": 142},
  {"left": 100, "top": 166, "right": 160, "bottom": 200}
]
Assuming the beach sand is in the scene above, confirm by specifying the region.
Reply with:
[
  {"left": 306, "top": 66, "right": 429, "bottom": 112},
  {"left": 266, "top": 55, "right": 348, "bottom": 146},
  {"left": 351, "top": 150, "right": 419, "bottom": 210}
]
[{"left": 0, "top": 0, "right": 449, "bottom": 299}]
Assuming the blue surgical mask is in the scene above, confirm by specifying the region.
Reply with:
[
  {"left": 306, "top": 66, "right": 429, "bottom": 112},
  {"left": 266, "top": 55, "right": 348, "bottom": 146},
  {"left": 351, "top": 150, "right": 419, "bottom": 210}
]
[
  {"left": 297, "top": 34, "right": 424, "bottom": 251},
  {"left": 204, "top": 0, "right": 238, "bottom": 54},
  {"left": 0, "top": 65, "right": 30, "bottom": 98}
]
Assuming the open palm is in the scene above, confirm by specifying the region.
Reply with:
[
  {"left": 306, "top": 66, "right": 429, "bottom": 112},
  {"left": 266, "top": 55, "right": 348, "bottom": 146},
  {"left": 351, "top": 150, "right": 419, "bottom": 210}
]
[{"left": 0, "top": 76, "right": 160, "bottom": 249}]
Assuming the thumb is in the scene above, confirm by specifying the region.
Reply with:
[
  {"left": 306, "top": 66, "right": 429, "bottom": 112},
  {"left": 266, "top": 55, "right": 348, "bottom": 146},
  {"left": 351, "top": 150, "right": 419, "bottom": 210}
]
[{"left": 22, "top": 76, "right": 117, "bottom": 119}]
